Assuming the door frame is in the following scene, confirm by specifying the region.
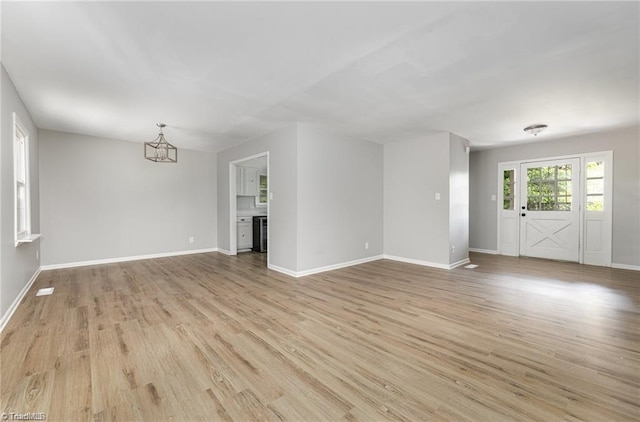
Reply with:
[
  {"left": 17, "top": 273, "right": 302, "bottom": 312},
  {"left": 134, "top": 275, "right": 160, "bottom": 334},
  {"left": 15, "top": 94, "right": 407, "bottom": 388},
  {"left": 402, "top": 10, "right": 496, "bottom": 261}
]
[
  {"left": 229, "top": 152, "right": 270, "bottom": 264},
  {"left": 518, "top": 157, "right": 581, "bottom": 262},
  {"left": 497, "top": 151, "right": 612, "bottom": 266}
]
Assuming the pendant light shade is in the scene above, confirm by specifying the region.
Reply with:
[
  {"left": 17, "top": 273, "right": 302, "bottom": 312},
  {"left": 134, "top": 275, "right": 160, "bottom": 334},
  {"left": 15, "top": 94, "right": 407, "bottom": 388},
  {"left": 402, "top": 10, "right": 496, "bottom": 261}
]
[{"left": 145, "top": 123, "right": 177, "bottom": 163}]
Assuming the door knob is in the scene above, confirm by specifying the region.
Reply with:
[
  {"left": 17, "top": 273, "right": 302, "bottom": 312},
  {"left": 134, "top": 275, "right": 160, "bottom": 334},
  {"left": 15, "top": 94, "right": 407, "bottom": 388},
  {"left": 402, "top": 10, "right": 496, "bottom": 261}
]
[{"left": 521, "top": 213, "right": 526, "bottom": 217}]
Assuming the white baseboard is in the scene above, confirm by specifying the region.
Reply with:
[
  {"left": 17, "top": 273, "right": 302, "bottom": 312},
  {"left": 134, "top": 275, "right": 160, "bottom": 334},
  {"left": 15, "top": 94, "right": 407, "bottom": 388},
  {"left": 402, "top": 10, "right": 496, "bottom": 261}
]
[
  {"left": 40, "top": 248, "right": 219, "bottom": 270},
  {"left": 450, "top": 258, "right": 472, "bottom": 269},
  {"left": 469, "top": 248, "right": 499, "bottom": 255},
  {"left": 216, "top": 249, "right": 232, "bottom": 256},
  {"left": 383, "top": 254, "right": 470, "bottom": 270},
  {"left": 296, "top": 255, "right": 384, "bottom": 277},
  {"left": 611, "top": 263, "right": 640, "bottom": 271},
  {"left": 0, "top": 267, "right": 41, "bottom": 333},
  {"left": 267, "top": 264, "right": 299, "bottom": 277},
  {"left": 268, "top": 255, "right": 384, "bottom": 278}
]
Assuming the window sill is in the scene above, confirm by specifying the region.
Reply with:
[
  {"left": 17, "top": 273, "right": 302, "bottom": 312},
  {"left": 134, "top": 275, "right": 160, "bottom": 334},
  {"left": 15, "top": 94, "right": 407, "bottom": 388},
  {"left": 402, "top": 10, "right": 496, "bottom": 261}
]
[{"left": 16, "top": 233, "right": 41, "bottom": 246}]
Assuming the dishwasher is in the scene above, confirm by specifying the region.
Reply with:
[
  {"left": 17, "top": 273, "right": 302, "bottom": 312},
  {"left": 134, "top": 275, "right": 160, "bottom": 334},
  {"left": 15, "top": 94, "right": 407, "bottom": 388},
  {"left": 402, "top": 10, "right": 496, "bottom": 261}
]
[{"left": 252, "top": 216, "right": 267, "bottom": 252}]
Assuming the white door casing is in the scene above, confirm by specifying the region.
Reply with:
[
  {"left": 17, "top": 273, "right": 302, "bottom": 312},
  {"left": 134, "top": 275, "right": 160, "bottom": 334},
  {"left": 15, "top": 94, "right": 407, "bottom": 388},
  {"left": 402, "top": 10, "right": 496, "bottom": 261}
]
[
  {"left": 519, "top": 158, "right": 581, "bottom": 262},
  {"left": 497, "top": 152, "right": 612, "bottom": 266}
]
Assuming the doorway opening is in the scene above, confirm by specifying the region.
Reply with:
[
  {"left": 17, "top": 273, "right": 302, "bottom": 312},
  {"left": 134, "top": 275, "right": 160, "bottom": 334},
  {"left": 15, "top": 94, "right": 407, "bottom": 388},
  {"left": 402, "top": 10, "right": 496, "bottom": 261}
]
[
  {"left": 497, "top": 151, "right": 612, "bottom": 266},
  {"left": 229, "top": 152, "right": 269, "bottom": 267}
]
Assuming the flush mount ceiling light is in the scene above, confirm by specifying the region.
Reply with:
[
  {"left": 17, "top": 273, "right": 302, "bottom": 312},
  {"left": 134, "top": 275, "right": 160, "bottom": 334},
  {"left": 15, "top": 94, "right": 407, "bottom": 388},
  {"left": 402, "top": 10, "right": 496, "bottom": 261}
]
[
  {"left": 523, "top": 124, "right": 548, "bottom": 136},
  {"left": 144, "top": 123, "right": 177, "bottom": 163}
]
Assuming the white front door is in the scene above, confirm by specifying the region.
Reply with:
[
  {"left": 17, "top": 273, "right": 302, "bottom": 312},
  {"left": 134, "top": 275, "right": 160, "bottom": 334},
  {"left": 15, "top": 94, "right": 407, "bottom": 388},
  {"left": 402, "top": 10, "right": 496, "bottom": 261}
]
[{"left": 519, "top": 158, "right": 580, "bottom": 262}]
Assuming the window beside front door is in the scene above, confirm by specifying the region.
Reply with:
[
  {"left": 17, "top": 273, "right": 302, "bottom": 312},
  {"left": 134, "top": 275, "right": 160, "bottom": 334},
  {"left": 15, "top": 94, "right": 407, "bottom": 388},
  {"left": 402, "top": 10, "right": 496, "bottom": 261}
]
[
  {"left": 503, "top": 169, "right": 515, "bottom": 210},
  {"left": 586, "top": 161, "right": 604, "bottom": 211}
]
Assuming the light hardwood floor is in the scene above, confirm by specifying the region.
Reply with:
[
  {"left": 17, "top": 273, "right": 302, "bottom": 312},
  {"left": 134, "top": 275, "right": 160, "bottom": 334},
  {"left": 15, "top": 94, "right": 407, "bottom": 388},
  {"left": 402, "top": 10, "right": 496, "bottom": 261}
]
[{"left": 1, "top": 252, "right": 638, "bottom": 421}]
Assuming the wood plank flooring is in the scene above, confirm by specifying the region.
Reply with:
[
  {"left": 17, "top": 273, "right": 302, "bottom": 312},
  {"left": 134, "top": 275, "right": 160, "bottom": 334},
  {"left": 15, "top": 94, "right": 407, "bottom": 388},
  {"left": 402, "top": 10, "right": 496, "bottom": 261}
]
[{"left": 1, "top": 252, "right": 638, "bottom": 421}]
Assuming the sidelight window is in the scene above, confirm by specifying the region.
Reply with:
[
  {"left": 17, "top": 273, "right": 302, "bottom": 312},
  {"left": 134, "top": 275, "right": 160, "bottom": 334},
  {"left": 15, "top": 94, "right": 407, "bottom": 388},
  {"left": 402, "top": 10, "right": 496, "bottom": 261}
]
[
  {"left": 585, "top": 161, "right": 604, "bottom": 211},
  {"left": 503, "top": 169, "right": 515, "bottom": 210}
]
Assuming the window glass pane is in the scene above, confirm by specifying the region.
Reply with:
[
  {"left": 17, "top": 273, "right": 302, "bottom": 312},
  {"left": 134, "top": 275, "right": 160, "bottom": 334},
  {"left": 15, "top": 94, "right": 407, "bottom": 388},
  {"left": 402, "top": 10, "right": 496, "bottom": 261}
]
[
  {"left": 503, "top": 169, "right": 514, "bottom": 210},
  {"left": 526, "top": 163, "right": 572, "bottom": 211},
  {"left": 259, "top": 175, "right": 267, "bottom": 189},
  {"left": 587, "top": 178, "right": 604, "bottom": 195},
  {"left": 16, "top": 183, "right": 26, "bottom": 234},
  {"left": 586, "top": 195, "right": 604, "bottom": 211},
  {"left": 557, "top": 165, "right": 571, "bottom": 180},
  {"left": 16, "top": 139, "right": 26, "bottom": 182},
  {"left": 587, "top": 161, "right": 604, "bottom": 178},
  {"left": 528, "top": 168, "right": 541, "bottom": 182}
]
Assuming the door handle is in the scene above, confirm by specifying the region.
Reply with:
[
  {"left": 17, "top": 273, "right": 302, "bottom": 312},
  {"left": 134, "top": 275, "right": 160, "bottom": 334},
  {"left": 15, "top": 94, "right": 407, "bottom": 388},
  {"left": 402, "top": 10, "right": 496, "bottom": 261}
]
[{"left": 521, "top": 213, "right": 526, "bottom": 217}]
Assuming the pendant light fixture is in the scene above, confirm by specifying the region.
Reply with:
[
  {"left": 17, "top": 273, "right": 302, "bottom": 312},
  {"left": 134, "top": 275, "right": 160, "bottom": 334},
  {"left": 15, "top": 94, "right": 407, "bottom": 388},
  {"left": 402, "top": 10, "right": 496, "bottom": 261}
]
[
  {"left": 523, "top": 124, "right": 548, "bottom": 136},
  {"left": 144, "top": 123, "right": 177, "bottom": 163}
]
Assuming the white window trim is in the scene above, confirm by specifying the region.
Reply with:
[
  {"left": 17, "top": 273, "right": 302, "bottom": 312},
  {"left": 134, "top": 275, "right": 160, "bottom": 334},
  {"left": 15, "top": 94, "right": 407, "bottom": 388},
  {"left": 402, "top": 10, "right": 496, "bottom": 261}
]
[{"left": 13, "top": 113, "right": 40, "bottom": 246}]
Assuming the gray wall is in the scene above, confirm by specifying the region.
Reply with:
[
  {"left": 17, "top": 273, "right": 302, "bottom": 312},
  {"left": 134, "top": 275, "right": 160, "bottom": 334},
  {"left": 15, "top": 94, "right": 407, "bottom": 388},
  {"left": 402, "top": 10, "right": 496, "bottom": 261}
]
[
  {"left": 469, "top": 125, "right": 640, "bottom": 266},
  {"left": 384, "top": 133, "right": 451, "bottom": 265},
  {"left": 39, "top": 130, "right": 217, "bottom": 265},
  {"left": 1, "top": 65, "right": 41, "bottom": 320},
  {"left": 297, "top": 124, "right": 383, "bottom": 271},
  {"left": 449, "top": 133, "right": 470, "bottom": 264},
  {"left": 217, "top": 125, "right": 298, "bottom": 272}
]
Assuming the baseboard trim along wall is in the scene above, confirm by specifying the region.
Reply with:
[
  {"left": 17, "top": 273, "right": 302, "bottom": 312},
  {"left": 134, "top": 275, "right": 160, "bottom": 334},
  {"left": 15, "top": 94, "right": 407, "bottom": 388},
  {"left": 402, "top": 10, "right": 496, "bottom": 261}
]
[
  {"left": 469, "top": 248, "right": 499, "bottom": 255},
  {"left": 268, "top": 255, "right": 384, "bottom": 278},
  {"left": 383, "top": 255, "right": 471, "bottom": 270},
  {"left": 216, "top": 249, "right": 232, "bottom": 256},
  {"left": 40, "top": 248, "right": 219, "bottom": 270},
  {"left": 468, "top": 250, "right": 639, "bottom": 271},
  {"left": 267, "top": 264, "right": 299, "bottom": 278},
  {"left": 0, "top": 267, "right": 41, "bottom": 333},
  {"left": 611, "top": 263, "right": 640, "bottom": 271}
]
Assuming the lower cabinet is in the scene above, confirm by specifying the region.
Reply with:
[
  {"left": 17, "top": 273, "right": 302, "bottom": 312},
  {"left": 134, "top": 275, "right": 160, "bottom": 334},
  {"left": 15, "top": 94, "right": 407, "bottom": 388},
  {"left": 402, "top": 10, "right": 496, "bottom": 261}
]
[{"left": 237, "top": 217, "right": 253, "bottom": 251}]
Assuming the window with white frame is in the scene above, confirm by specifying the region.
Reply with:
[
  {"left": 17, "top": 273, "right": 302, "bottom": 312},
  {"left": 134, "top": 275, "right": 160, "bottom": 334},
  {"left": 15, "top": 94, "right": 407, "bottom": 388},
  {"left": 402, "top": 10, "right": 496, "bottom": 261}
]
[{"left": 14, "top": 113, "right": 31, "bottom": 244}]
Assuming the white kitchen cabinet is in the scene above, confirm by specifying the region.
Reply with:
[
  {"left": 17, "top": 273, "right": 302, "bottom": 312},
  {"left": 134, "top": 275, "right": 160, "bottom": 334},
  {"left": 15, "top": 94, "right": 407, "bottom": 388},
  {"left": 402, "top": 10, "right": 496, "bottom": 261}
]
[
  {"left": 236, "top": 166, "right": 258, "bottom": 196},
  {"left": 237, "top": 217, "right": 253, "bottom": 251}
]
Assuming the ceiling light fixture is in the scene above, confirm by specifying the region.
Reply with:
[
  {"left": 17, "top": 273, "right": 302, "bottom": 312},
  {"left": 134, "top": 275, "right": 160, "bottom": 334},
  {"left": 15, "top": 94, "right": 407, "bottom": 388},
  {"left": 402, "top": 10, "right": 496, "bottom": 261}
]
[
  {"left": 523, "top": 124, "right": 548, "bottom": 136},
  {"left": 145, "top": 123, "right": 177, "bottom": 163}
]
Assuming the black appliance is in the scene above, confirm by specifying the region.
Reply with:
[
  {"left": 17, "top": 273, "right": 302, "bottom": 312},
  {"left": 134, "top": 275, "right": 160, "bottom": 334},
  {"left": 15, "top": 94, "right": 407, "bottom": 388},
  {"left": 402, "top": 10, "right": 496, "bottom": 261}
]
[{"left": 252, "top": 216, "right": 267, "bottom": 252}]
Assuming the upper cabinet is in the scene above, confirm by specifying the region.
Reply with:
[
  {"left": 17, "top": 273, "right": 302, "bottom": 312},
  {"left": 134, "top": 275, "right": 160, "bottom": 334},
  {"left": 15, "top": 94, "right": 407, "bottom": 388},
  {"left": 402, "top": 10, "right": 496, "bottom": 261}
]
[{"left": 236, "top": 166, "right": 258, "bottom": 196}]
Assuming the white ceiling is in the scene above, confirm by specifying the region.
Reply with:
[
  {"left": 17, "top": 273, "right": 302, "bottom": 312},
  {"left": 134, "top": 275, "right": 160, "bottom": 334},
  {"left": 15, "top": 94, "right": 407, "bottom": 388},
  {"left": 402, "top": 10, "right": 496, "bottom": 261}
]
[{"left": 2, "top": 2, "right": 638, "bottom": 152}]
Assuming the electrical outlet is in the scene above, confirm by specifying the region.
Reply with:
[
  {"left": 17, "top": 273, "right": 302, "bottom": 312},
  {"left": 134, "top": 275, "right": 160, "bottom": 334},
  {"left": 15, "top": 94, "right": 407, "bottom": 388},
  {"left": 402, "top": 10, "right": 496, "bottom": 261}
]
[
  {"left": 451, "top": 245, "right": 455, "bottom": 254},
  {"left": 189, "top": 237, "right": 194, "bottom": 244},
  {"left": 491, "top": 194, "right": 496, "bottom": 201},
  {"left": 36, "top": 250, "right": 39, "bottom": 260},
  {"left": 435, "top": 192, "right": 441, "bottom": 200},
  {"left": 365, "top": 242, "right": 369, "bottom": 250}
]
